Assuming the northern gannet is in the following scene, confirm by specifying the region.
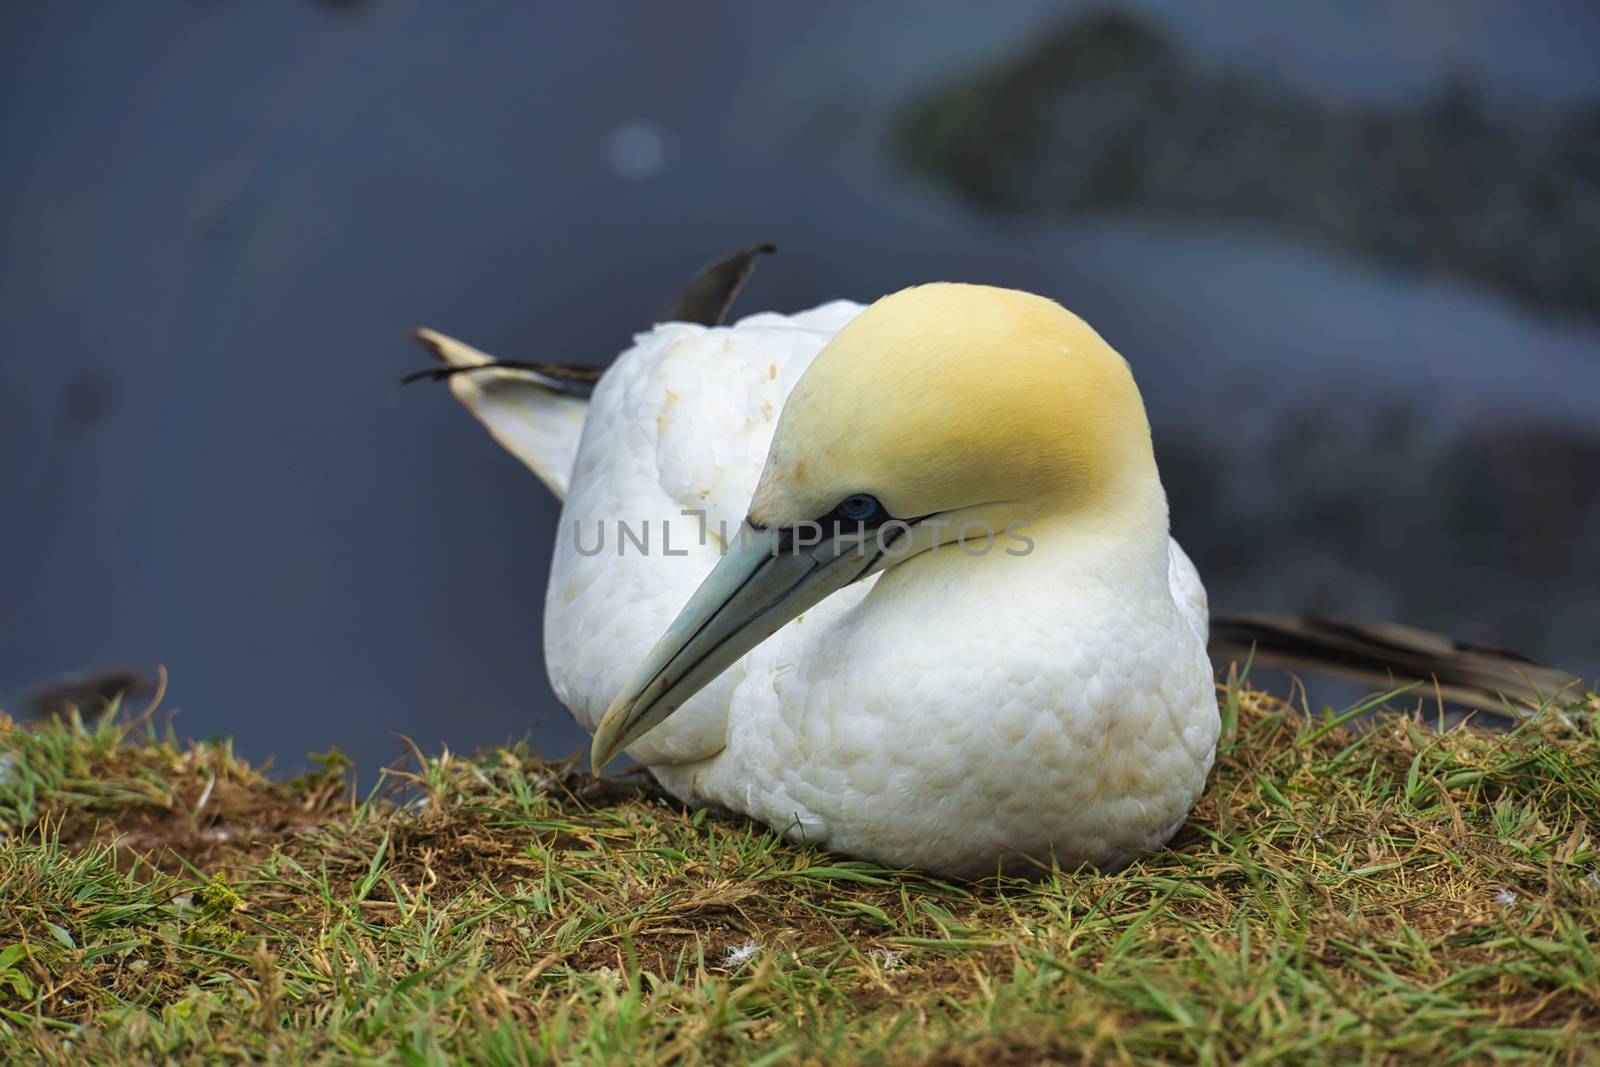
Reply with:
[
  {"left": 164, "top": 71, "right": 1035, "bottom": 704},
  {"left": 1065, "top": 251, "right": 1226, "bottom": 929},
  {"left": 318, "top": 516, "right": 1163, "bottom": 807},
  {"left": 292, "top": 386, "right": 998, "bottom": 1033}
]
[
  {"left": 413, "top": 254, "right": 1581, "bottom": 874},
  {"left": 413, "top": 263, "right": 1218, "bottom": 878}
]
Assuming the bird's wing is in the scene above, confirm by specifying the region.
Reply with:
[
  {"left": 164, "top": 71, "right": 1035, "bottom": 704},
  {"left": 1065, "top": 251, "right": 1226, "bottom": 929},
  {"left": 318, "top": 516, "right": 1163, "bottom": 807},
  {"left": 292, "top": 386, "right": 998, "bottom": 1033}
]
[
  {"left": 544, "top": 304, "right": 865, "bottom": 765},
  {"left": 1167, "top": 538, "right": 1209, "bottom": 643},
  {"left": 411, "top": 329, "right": 591, "bottom": 499},
  {"left": 1208, "top": 613, "right": 1583, "bottom": 714},
  {"left": 407, "top": 245, "right": 786, "bottom": 501}
]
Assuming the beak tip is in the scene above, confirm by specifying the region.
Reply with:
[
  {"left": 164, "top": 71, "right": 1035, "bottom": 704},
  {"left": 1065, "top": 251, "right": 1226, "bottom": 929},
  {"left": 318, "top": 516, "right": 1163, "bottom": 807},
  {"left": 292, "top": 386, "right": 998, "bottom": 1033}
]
[{"left": 590, "top": 703, "right": 625, "bottom": 777}]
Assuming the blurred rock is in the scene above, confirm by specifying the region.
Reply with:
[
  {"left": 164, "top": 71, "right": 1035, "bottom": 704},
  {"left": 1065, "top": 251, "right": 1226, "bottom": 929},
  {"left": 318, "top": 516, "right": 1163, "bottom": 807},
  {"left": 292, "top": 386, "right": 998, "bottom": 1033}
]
[
  {"left": 899, "top": 13, "right": 1600, "bottom": 316},
  {"left": 1158, "top": 409, "right": 1600, "bottom": 676},
  {"left": 13, "top": 665, "right": 157, "bottom": 720}
]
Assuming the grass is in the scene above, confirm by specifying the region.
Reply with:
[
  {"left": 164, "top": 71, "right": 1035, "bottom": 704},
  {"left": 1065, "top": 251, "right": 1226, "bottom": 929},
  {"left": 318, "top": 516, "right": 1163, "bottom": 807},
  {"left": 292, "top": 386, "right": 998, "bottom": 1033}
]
[{"left": 1, "top": 679, "right": 1597, "bottom": 1065}]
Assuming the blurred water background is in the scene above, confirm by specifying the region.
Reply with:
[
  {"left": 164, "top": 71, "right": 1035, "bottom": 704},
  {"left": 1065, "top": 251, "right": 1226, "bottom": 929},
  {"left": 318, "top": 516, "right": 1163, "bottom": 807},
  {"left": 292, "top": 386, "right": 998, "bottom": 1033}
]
[{"left": 3, "top": 1, "right": 1597, "bottom": 773}]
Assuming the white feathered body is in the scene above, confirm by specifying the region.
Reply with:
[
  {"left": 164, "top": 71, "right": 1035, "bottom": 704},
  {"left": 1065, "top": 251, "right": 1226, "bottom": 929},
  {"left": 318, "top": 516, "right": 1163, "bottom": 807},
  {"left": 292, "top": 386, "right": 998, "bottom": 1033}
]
[{"left": 530, "top": 302, "right": 1218, "bottom": 878}]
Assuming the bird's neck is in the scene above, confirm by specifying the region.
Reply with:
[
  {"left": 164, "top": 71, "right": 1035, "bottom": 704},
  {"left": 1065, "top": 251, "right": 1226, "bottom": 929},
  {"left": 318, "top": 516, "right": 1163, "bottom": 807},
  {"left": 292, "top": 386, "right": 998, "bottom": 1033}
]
[{"left": 879, "top": 477, "right": 1173, "bottom": 607}]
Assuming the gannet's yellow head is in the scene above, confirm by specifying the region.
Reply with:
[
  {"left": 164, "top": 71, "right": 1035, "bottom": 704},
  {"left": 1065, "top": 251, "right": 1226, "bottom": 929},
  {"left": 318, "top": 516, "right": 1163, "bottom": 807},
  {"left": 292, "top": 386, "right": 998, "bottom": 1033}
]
[
  {"left": 751, "top": 282, "right": 1162, "bottom": 534},
  {"left": 592, "top": 283, "right": 1168, "bottom": 771}
]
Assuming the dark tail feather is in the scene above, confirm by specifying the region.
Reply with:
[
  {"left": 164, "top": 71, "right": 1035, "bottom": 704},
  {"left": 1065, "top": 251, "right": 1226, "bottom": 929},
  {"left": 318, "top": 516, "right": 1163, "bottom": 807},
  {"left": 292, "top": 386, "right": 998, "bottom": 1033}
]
[
  {"left": 403, "top": 244, "right": 778, "bottom": 389},
  {"left": 1208, "top": 613, "right": 1585, "bottom": 713},
  {"left": 400, "top": 346, "right": 605, "bottom": 397},
  {"left": 656, "top": 244, "right": 776, "bottom": 327}
]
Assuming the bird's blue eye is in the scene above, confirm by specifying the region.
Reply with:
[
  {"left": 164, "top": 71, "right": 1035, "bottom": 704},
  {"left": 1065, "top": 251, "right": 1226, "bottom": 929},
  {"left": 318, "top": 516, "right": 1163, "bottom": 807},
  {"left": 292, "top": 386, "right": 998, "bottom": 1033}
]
[{"left": 836, "top": 494, "right": 882, "bottom": 522}]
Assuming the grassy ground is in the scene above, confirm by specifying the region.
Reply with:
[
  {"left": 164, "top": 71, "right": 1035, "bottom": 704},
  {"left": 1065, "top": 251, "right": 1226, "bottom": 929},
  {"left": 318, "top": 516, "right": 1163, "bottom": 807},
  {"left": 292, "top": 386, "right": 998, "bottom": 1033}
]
[{"left": 1, "top": 678, "right": 1597, "bottom": 1065}]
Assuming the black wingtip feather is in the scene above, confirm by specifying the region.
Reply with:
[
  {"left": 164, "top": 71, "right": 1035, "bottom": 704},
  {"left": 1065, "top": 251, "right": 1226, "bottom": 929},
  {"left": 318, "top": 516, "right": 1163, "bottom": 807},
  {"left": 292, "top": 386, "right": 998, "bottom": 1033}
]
[{"left": 655, "top": 243, "right": 777, "bottom": 327}]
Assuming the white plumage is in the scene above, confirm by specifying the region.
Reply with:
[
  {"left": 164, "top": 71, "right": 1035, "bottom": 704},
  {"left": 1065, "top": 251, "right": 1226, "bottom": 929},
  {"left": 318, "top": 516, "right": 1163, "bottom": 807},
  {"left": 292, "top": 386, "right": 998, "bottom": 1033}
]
[{"left": 419, "top": 285, "right": 1219, "bottom": 878}]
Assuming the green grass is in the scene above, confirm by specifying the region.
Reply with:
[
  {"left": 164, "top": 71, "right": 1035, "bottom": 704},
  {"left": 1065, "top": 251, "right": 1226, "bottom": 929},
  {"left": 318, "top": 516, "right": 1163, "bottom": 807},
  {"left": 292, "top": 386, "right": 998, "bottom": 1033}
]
[{"left": 1, "top": 680, "right": 1597, "bottom": 1065}]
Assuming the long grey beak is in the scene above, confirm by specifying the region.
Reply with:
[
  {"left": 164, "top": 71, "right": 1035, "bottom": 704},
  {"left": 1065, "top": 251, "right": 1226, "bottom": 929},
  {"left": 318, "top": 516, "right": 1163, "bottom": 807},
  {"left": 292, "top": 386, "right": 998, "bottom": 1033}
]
[{"left": 590, "top": 520, "right": 884, "bottom": 773}]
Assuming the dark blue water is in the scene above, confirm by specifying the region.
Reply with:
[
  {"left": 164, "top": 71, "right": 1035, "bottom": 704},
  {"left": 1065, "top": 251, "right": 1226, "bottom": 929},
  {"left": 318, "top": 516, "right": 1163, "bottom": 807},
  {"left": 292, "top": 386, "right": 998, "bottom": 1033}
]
[{"left": 4, "top": 1, "right": 1597, "bottom": 773}]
